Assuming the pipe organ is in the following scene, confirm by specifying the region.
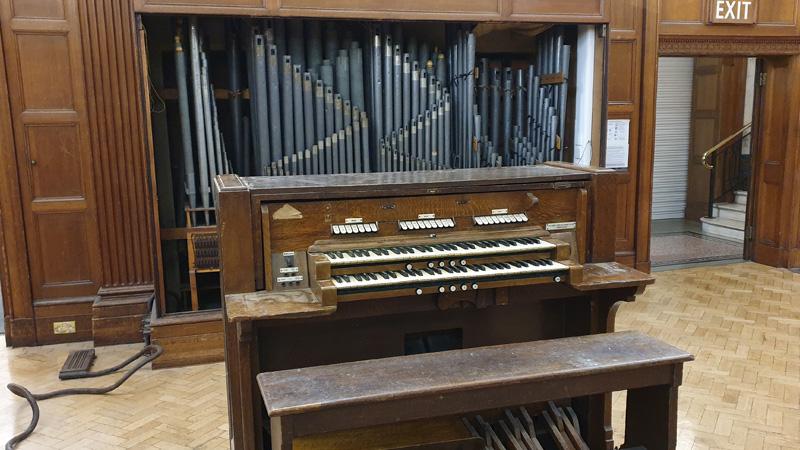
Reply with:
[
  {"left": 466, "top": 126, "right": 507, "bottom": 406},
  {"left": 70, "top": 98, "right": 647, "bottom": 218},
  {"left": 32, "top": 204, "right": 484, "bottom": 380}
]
[
  {"left": 147, "top": 16, "right": 595, "bottom": 314},
  {"left": 216, "top": 166, "right": 655, "bottom": 449}
]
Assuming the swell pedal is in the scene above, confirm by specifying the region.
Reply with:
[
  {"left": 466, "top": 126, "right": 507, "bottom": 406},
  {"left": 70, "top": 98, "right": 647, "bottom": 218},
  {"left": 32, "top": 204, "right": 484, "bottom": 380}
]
[{"left": 58, "top": 349, "right": 96, "bottom": 380}]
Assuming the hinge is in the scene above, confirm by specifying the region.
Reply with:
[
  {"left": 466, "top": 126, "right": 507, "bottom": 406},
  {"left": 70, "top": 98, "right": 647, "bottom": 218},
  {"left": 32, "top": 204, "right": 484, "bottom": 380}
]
[
  {"left": 746, "top": 225, "right": 754, "bottom": 240},
  {"left": 759, "top": 72, "right": 767, "bottom": 86}
]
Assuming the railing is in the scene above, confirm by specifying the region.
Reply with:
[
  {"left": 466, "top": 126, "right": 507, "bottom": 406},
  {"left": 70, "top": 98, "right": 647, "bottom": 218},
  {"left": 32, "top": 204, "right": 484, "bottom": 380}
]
[{"left": 702, "top": 123, "right": 751, "bottom": 219}]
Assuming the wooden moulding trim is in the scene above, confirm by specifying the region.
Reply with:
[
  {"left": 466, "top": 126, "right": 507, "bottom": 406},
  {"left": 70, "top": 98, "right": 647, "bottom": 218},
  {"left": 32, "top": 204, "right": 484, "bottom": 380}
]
[{"left": 659, "top": 35, "right": 800, "bottom": 56}]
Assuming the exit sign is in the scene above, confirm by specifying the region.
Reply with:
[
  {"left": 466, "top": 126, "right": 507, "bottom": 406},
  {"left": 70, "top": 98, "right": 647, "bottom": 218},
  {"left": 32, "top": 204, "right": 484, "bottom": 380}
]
[{"left": 708, "top": 0, "right": 757, "bottom": 24}]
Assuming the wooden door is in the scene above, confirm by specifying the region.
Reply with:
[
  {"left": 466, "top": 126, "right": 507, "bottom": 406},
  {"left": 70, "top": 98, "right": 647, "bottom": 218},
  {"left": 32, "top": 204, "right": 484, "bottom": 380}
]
[
  {"left": 749, "top": 55, "right": 800, "bottom": 267},
  {"left": 0, "top": 0, "right": 101, "bottom": 303},
  {"left": 685, "top": 57, "right": 746, "bottom": 220}
]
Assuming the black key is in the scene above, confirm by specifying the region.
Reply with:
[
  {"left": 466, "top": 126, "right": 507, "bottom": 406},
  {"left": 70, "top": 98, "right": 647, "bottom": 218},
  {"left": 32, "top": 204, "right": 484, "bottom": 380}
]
[
  {"left": 368, "top": 273, "right": 378, "bottom": 280},
  {"left": 379, "top": 272, "right": 389, "bottom": 279},
  {"left": 389, "top": 271, "right": 398, "bottom": 278},
  {"left": 400, "top": 270, "right": 410, "bottom": 277},
  {"left": 433, "top": 244, "right": 445, "bottom": 251},
  {"left": 545, "top": 260, "right": 553, "bottom": 265},
  {"left": 328, "top": 253, "right": 337, "bottom": 259}
]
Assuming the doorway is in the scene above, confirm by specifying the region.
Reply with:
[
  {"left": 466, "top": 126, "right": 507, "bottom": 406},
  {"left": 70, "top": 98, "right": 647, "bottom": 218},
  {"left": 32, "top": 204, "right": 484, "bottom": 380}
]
[{"left": 649, "top": 56, "right": 756, "bottom": 268}]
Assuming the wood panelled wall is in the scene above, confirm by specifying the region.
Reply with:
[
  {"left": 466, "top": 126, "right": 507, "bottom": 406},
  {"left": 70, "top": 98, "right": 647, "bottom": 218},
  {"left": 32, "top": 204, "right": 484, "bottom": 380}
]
[
  {"left": 0, "top": 0, "right": 153, "bottom": 346},
  {"left": 0, "top": 0, "right": 102, "bottom": 345},
  {"left": 77, "top": 0, "right": 154, "bottom": 345},
  {"left": 608, "top": 0, "right": 644, "bottom": 269},
  {"left": 78, "top": 0, "right": 153, "bottom": 292}
]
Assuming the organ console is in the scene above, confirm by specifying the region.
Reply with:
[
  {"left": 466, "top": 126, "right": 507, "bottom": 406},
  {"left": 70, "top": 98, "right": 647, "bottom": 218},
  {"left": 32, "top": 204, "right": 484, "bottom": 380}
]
[{"left": 216, "top": 164, "right": 655, "bottom": 449}]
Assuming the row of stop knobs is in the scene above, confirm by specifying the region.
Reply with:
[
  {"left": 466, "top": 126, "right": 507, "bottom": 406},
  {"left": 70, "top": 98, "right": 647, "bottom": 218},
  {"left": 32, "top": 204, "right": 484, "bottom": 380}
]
[
  {"left": 406, "top": 260, "right": 467, "bottom": 270},
  {"left": 415, "top": 283, "right": 479, "bottom": 295}
]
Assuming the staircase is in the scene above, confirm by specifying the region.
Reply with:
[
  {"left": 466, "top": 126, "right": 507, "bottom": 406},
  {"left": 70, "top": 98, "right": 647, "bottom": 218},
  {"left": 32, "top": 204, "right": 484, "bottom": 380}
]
[{"left": 700, "top": 190, "right": 746, "bottom": 242}]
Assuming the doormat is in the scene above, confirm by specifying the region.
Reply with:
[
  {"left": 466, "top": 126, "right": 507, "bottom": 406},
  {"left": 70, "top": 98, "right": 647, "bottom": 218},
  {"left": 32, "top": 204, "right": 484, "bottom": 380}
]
[{"left": 650, "top": 232, "right": 743, "bottom": 267}]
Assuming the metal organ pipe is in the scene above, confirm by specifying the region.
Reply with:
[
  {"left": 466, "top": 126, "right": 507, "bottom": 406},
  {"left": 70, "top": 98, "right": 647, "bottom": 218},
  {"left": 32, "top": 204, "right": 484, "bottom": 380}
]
[{"left": 170, "top": 19, "right": 574, "bottom": 189}]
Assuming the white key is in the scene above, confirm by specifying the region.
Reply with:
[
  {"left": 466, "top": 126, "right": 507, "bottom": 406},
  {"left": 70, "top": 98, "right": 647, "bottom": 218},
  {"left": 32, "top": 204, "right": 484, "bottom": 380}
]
[
  {"left": 332, "top": 225, "right": 341, "bottom": 234},
  {"left": 357, "top": 224, "right": 366, "bottom": 233},
  {"left": 331, "top": 260, "right": 569, "bottom": 290},
  {"left": 325, "top": 238, "right": 557, "bottom": 266},
  {"left": 369, "top": 223, "right": 378, "bottom": 232}
]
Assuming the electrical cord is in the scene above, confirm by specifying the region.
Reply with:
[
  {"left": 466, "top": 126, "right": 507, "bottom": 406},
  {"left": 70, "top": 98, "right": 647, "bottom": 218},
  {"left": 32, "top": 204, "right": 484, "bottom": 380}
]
[{"left": 5, "top": 344, "right": 163, "bottom": 450}]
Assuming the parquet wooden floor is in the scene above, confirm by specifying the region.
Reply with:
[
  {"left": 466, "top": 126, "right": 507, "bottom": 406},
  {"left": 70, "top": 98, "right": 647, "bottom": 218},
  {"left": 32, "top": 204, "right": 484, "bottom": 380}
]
[{"left": 0, "top": 262, "right": 797, "bottom": 449}]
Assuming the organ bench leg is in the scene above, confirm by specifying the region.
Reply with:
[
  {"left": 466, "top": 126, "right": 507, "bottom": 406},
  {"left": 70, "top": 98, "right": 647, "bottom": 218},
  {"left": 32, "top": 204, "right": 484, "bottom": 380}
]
[
  {"left": 621, "top": 364, "right": 683, "bottom": 450},
  {"left": 270, "top": 416, "right": 294, "bottom": 450}
]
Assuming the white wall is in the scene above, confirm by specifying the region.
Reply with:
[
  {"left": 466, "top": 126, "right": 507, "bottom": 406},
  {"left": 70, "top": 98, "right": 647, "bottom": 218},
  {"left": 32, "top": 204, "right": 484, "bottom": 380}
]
[
  {"left": 651, "top": 57, "right": 695, "bottom": 220},
  {"left": 741, "top": 57, "right": 756, "bottom": 155}
]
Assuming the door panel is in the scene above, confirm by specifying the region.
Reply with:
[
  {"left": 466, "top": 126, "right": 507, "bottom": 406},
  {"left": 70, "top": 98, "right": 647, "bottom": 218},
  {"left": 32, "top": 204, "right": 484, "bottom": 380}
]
[
  {"left": 0, "top": 0, "right": 100, "bottom": 302},
  {"left": 686, "top": 57, "right": 746, "bottom": 220},
  {"left": 26, "top": 124, "right": 84, "bottom": 199},
  {"left": 750, "top": 56, "right": 800, "bottom": 267}
]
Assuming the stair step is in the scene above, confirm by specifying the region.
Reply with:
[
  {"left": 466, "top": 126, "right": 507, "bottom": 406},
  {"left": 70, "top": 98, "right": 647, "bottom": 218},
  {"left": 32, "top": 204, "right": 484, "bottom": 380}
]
[
  {"left": 713, "top": 202, "right": 746, "bottom": 221},
  {"left": 734, "top": 190, "right": 748, "bottom": 205},
  {"left": 700, "top": 217, "right": 745, "bottom": 242}
]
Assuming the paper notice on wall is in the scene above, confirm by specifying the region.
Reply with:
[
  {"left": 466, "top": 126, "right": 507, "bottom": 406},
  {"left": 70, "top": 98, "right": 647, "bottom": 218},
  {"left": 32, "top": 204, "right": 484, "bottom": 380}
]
[{"left": 606, "top": 119, "right": 630, "bottom": 169}]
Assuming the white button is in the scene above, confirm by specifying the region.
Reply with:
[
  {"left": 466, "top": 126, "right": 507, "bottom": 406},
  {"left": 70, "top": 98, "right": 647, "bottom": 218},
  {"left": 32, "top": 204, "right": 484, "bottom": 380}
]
[
  {"left": 415, "top": 288, "right": 423, "bottom": 295},
  {"left": 449, "top": 285, "right": 457, "bottom": 292},
  {"left": 438, "top": 286, "right": 446, "bottom": 293}
]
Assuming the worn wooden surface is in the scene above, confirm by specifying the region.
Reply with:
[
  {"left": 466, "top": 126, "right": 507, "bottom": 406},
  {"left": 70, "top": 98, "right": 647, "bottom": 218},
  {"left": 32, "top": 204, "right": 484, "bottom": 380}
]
[
  {"left": 241, "top": 166, "right": 590, "bottom": 196},
  {"left": 258, "top": 331, "right": 691, "bottom": 417},
  {"left": 570, "top": 262, "right": 655, "bottom": 291},
  {"left": 226, "top": 289, "right": 336, "bottom": 322}
]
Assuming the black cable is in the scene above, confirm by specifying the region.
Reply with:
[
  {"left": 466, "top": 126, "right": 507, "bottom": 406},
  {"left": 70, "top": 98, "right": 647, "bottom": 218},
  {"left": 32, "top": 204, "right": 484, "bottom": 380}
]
[{"left": 5, "top": 344, "right": 163, "bottom": 450}]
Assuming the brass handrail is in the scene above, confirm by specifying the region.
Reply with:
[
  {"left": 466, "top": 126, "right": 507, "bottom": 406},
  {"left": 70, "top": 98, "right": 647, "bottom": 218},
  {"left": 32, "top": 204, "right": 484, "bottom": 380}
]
[{"left": 702, "top": 123, "right": 752, "bottom": 169}]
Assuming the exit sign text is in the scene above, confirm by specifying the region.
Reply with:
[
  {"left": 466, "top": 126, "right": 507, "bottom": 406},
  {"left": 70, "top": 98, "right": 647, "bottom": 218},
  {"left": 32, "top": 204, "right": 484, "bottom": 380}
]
[{"left": 709, "top": 0, "right": 757, "bottom": 24}]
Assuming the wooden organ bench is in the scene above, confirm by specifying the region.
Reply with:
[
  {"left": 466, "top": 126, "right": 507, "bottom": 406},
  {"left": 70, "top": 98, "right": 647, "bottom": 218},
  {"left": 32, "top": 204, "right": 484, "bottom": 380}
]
[{"left": 257, "top": 331, "right": 693, "bottom": 450}]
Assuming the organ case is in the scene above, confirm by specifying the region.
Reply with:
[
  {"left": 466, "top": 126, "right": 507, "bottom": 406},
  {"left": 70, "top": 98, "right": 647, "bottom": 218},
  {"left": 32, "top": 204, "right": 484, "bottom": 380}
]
[{"left": 217, "top": 165, "right": 652, "bottom": 449}]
